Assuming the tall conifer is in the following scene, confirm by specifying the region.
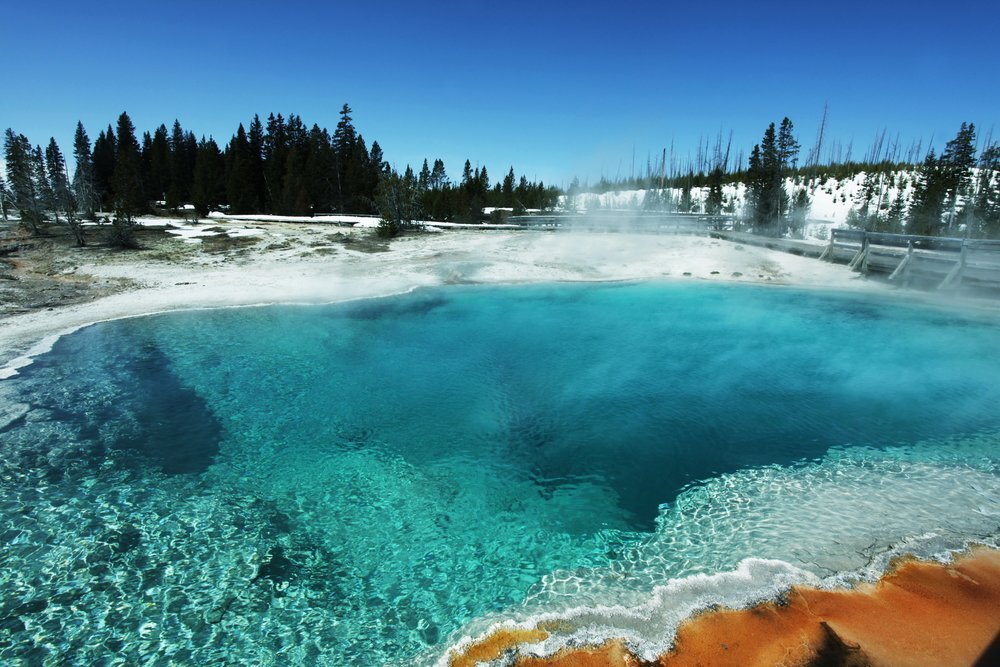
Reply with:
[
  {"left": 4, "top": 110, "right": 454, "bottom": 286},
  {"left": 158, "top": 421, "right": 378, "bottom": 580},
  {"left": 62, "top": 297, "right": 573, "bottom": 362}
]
[
  {"left": 33, "top": 146, "right": 54, "bottom": 219},
  {"left": 148, "top": 125, "right": 171, "bottom": 204},
  {"left": 192, "top": 137, "right": 225, "bottom": 217},
  {"left": 47, "top": 138, "right": 86, "bottom": 245},
  {"left": 45, "top": 139, "right": 71, "bottom": 221},
  {"left": 4, "top": 129, "right": 44, "bottom": 232},
  {"left": 247, "top": 115, "right": 267, "bottom": 211},
  {"left": 73, "top": 122, "right": 98, "bottom": 219},
  {"left": 92, "top": 125, "right": 116, "bottom": 209},
  {"left": 111, "top": 112, "right": 143, "bottom": 246}
]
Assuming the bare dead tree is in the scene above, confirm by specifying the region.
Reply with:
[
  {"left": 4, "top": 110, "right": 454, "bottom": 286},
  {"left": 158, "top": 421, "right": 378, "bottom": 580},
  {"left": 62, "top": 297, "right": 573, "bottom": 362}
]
[{"left": 807, "top": 103, "right": 828, "bottom": 167}]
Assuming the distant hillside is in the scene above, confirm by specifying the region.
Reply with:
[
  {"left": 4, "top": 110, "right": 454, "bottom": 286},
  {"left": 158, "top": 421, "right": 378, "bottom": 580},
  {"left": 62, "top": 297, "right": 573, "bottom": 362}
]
[
  {"left": 563, "top": 120, "right": 998, "bottom": 240},
  {"left": 564, "top": 167, "right": 998, "bottom": 242}
]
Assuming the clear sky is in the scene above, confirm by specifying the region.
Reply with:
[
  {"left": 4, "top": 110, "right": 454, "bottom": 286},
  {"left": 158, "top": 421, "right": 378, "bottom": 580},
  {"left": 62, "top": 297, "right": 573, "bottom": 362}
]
[{"left": 4, "top": 0, "right": 998, "bottom": 187}]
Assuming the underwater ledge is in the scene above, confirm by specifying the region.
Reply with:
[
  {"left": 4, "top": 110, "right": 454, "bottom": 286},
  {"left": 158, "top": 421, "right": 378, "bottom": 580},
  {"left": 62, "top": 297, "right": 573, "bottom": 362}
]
[{"left": 447, "top": 546, "right": 1000, "bottom": 667}]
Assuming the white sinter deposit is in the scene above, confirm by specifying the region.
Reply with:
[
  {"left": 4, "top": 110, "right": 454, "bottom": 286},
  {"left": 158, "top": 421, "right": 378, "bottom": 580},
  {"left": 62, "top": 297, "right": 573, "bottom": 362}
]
[{"left": 0, "top": 218, "right": 887, "bottom": 378}]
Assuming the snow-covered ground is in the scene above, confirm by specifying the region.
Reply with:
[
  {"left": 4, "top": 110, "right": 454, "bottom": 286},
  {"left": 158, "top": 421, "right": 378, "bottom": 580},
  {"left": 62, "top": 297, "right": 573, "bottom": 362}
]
[
  {"left": 164, "top": 222, "right": 265, "bottom": 242},
  {"left": 209, "top": 212, "right": 380, "bottom": 225},
  {"left": 564, "top": 172, "right": 918, "bottom": 241},
  {"left": 207, "top": 212, "right": 522, "bottom": 231}
]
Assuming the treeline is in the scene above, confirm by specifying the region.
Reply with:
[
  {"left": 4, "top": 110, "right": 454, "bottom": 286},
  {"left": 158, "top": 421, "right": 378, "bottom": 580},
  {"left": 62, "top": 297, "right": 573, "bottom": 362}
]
[
  {"left": 571, "top": 119, "right": 1000, "bottom": 239},
  {"left": 2, "top": 104, "right": 559, "bottom": 246},
  {"left": 726, "top": 119, "right": 999, "bottom": 238},
  {"left": 837, "top": 123, "right": 999, "bottom": 238},
  {"left": 375, "top": 159, "right": 559, "bottom": 237},
  {"left": 906, "top": 123, "right": 998, "bottom": 237}
]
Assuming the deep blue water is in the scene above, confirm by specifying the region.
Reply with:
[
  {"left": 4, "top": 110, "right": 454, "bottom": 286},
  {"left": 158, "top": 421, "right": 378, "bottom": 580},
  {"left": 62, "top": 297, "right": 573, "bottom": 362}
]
[{"left": 1, "top": 282, "right": 998, "bottom": 664}]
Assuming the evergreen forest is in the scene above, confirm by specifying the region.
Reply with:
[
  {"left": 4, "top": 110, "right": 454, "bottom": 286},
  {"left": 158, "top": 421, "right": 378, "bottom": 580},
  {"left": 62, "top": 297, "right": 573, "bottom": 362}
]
[
  {"left": 2, "top": 105, "right": 559, "bottom": 245},
  {"left": 3, "top": 108, "right": 999, "bottom": 245}
]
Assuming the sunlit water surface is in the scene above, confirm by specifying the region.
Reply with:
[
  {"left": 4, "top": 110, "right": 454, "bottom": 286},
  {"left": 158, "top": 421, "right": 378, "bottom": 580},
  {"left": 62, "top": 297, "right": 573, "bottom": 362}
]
[{"left": 1, "top": 283, "right": 998, "bottom": 664}]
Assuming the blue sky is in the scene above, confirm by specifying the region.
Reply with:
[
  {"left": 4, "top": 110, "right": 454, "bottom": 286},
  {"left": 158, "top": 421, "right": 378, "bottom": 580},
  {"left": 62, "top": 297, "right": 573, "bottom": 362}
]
[{"left": 5, "top": 0, "right": 998, "bottom": 186}]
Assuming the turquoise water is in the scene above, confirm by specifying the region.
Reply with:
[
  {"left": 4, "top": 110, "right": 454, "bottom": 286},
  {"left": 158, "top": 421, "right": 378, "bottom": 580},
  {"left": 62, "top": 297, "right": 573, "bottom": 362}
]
[{"left": 1, "top": 282, "right": 999, "bottom": 664}]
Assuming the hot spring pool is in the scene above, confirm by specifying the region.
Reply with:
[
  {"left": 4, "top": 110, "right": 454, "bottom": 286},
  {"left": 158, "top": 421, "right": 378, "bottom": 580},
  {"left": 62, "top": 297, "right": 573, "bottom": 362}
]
[{"left": 1, "top": 282, "right": 998, "bottom": 664}]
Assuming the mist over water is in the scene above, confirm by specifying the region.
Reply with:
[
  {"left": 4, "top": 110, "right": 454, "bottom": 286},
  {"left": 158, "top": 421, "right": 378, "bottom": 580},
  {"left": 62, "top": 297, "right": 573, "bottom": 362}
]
[{"left": 1, "top": 282, "right": 998, "bottom": 664}]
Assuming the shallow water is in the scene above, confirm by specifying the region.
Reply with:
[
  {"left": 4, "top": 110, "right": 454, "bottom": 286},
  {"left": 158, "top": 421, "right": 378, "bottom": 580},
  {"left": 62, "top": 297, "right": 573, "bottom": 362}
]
[{"left": 1, "top": 282, "right": 998, "bottom": 664}]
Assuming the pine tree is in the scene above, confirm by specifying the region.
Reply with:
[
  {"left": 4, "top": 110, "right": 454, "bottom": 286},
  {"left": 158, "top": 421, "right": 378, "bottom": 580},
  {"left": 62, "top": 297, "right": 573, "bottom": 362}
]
[
  {"left": 760, "top": 122, "right": 782, "bottom": 231},
  {"left": 33, "top": 146, "right": 54, "bottom": 221},
  {"left": 903, "top": 123, "right": 980, "bottom": 236},
  {"left": 430, "top": 158, "right": 447, "bottom": 189},
  {"left": 678, "top": 171, "right": 694, "bottom": 212},
  {"left": 92, "top": 125, "right": 116, "bottom": 210},
  {"left": 883, "top": 190, "right": 907, "bottom": 234},
  {"left": 973, "top": 143, "right": 1000, "bottom": 237},
  {"left": 745, "top": 143, "right": 763, "bottom": 226},
  {"left": 777, "top": 118, "right": 800, "bottom": 172},
  {"left": 167, "top": 120, "right": 190, "bottom": 208},
  {"left": 304, "top": 124, "right": 335, "bottom": 212},
  {"left": 455, "top": 161, "right": 487, "bottom": 222},
  {"left": 45, "top": 139, "right": 70, "bottom": 218},
  {"left": 148, "top": 124, "right": 172, "bottom": 205},
  {"left": 746, "top": 120, "right": 796, "bottom": 234},
  {"left": 46, "top": 138, "right": 86, "bottom": 245},
  {"left": 332, "top": 104, "right": 359, "bottom": 212},
  {"left": 375, "top": 167, "right": 420, "bottom": 238},
  {"left": 419, "top": 159, "right": 431, "bottom": 191},
  {"left": 369, "top": 141, "right": 386, "bottom": 175},
  {"left": 247, "top": 115, "right": 267, "bottom": 211},
  {"left": 4, "top": 129, "right": 45, "bottom": 232},
  {"left": 111, "top": 112, "right": 144, "bottom": 246},
  {"left": 852, "top": 172, "right": 880, "bottom": 230},
  {"left": 363, "top": 140, "right": 386, "bottom": 209},
  {"left": 939, "top": 122, "right": 976, "bottom": 231},
  {"left": 72, "top": 121, "right": 98, "bottom": 220},
  {"left": 908, "top": 150, "right": 945, "bottom": 236},
  {"left": 281, "top": 143, "right": 309, "bottom": 215},
  {"left": 421, "top": 158, "right": 449, "bottom": 219},
  {"left": 502, "top": 167, "right": 515, "bottom": 205},
  {"left": 333, "top": 104, "right": 357, "bottom": 150},
  {"left": 264, "top": 113, "right": 288, "bottom": 212},
  {"left": 285, "top": 113, "right": 307, "bottom": 149},
  {"left": 192, "top": 137, "right": 225, "bottom": 218},
  {"left": 226, "top": 124, "right": 256, "bottom": 213},
  {"left": 789, "top": 187, "right": 810, "bottom": 235},
  {"left": 183, "top": 131, "right": 198, "bottom": 202},
  {"left": 705, "top": 166, "right": 724, "bottom": 215},
  {"left": 348, "top": 133, "right": 372, "bottom": 211},
  {"left": 0, "top": 173, "right": 8, "bottom": 221},
  {"left": 140, "top": 131, "right": 153, "bottom": 206}
]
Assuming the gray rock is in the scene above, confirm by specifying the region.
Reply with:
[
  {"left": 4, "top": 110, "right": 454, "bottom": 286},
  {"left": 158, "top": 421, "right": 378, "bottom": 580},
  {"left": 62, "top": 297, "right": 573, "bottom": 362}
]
[{"left": 0, "top": 402, "right": 29, "bottom": 431}]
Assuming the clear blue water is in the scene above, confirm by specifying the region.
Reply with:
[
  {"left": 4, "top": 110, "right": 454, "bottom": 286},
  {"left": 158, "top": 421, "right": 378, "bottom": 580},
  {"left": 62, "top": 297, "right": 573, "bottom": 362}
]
[{"left": 1, "top": 282, "right": 998, "bottom": 664}]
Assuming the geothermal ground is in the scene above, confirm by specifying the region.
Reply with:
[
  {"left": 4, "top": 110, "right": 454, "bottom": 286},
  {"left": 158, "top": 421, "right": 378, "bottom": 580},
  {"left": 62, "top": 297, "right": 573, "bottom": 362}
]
[{"left": 1, "top": 217, "right": 888, "bottom": 376}]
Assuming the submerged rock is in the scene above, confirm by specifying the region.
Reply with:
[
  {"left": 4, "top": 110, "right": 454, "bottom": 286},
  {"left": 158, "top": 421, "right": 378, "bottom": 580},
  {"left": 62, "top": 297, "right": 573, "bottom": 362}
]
[
  {"left": 0, "top": 402, "right": 29, "bottom": 431},
  {"left": 110, "top": 525, "right": 142, "bottom": 554},
  {"left": 252, "top": 546, "right": 298, "bottom": 595}
]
